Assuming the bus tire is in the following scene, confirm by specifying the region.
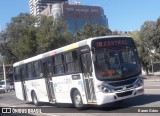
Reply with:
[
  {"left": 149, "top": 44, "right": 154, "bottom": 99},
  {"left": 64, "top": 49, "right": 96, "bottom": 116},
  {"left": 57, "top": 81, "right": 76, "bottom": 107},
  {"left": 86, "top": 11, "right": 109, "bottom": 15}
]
[
  {"left": 31, "top": 91, "right": 39, "bottom": 106},
  {"left": 73, "top": 90, "right": 84, "bottom": 110}
]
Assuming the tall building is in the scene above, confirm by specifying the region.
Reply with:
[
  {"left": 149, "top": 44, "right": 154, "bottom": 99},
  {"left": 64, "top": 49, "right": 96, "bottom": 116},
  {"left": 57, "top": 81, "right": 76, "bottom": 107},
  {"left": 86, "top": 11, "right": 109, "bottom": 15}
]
[
  {"left": 29, "top": 0, "right": 68, "bottom": 16},
  {"left": 40, "top": 3, "right": 108, "bottom": 33}
]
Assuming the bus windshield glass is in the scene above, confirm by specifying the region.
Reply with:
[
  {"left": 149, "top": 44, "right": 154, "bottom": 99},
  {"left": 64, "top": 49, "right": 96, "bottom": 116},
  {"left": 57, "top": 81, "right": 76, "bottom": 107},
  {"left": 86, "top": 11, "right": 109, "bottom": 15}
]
[{"left": 92, "top": 37, "right": 141, "bottom": 80}]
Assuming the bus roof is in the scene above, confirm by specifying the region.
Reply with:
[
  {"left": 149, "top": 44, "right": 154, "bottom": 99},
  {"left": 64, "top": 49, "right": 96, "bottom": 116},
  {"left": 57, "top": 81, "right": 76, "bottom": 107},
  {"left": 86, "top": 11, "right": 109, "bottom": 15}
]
[{"left": 13, "top": 35, "right": 131, "bottom": 67}]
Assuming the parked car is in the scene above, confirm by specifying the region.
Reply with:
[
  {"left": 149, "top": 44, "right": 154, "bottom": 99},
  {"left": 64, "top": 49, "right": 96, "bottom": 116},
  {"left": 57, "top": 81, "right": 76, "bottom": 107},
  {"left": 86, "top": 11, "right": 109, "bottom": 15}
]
[{"left": 0, "top": 80, "right": 10, "bottom": 93}]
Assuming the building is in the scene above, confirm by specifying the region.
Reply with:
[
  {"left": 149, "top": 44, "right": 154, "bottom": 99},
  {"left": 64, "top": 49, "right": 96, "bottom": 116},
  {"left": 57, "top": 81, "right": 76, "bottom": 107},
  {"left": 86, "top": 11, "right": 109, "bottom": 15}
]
[
  {"left": 29, "top": 0, "right": 68, "bottom": 16},
  {"left": 40, "top": 3, "right": 108, "bottom": 33}
]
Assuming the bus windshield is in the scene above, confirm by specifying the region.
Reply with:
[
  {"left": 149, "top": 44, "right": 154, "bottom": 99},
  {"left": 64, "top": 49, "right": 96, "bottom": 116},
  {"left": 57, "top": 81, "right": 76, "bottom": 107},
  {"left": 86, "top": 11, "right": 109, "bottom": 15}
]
[{"left": 94, "top": 48, "right": 141, "bottom": 80}]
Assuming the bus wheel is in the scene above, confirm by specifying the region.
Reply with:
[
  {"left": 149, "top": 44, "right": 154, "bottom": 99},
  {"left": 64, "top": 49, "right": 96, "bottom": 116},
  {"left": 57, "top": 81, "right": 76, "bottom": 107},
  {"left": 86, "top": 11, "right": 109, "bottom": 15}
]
[
  {"left": 73, "top": 90, "right": 84, "bottom": 110},
  {"left": 31, "top": 91, "right": 39, "bottom": 106}
]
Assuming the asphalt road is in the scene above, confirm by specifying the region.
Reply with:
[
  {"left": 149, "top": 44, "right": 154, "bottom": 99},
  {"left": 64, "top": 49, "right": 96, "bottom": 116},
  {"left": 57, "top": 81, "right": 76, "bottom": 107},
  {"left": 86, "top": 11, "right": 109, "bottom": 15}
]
[{"left": 0, "top": 80, "right": 160, "bottom": 116}]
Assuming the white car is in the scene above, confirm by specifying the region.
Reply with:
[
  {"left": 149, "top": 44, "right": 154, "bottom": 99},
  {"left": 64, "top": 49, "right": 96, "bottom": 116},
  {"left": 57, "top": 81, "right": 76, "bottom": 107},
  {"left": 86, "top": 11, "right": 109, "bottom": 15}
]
[{"left": 0, "top": 80, "right": 10, "bottom": 93}]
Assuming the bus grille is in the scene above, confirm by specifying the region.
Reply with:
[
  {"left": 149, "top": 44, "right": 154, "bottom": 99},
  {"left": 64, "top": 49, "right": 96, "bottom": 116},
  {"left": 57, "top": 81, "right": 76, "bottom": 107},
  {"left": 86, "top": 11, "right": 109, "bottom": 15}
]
[
  {"left": 116, "top": 91, "right": 133, "bottom": 97},
  {"left": 106, "top": 77, "right": 138, "bottom": 91},
  {"left": 108, "top": 77, "right": 137, "bottom": 87},
  {"left": 113, "top": 85, "right": 134, "bottom": 91}
]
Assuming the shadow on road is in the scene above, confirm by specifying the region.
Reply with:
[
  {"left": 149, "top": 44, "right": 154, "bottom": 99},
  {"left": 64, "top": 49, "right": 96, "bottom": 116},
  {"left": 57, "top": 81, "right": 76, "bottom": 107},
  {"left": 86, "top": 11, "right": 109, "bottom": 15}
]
[
  {"left": 83, "top": 94, "right": 160, "bottom": 113},
  {"left": 125, "top": 94, "right": 160, "bottom": 106}
]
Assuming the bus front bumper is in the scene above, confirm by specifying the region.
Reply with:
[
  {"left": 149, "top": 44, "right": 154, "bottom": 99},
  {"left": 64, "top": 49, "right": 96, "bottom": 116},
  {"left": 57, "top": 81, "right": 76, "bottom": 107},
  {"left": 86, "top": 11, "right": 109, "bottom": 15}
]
[{"left": 96, "top": 86, "right": 144, "bottom": 105}]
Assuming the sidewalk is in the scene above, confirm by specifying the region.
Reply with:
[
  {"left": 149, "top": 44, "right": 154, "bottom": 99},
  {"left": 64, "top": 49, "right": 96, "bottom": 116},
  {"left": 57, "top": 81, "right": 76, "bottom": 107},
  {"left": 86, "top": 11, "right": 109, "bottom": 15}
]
[{"left": 143, "top": 75, "right": 160, "bottom": 89}]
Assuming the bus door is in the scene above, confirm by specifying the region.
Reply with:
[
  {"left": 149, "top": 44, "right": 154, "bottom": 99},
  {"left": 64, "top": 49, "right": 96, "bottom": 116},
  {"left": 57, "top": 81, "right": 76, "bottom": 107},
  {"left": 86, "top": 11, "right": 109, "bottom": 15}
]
[
  {"left": 81, "top": 53, "right": 96, "bottom": 103},
  {"left": 42, "top": 61, "right": 55, "bottom": 102},
  {"left": 20, "top": 66, "right": 27, "bottom": 100}
]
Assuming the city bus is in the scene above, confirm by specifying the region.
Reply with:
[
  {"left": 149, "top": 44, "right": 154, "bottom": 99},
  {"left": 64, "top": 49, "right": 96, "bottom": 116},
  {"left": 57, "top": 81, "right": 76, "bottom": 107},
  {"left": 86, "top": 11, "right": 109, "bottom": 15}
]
[{"left": 13, "top": 36, "right": 144, "bottom": 109}]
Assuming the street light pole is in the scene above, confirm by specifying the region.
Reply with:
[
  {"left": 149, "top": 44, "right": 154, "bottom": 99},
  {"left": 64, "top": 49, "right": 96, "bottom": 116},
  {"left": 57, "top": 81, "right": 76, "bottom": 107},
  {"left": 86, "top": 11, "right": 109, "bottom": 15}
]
[{"left": 2, "top": 57, "right": 7, "bottom": 86}]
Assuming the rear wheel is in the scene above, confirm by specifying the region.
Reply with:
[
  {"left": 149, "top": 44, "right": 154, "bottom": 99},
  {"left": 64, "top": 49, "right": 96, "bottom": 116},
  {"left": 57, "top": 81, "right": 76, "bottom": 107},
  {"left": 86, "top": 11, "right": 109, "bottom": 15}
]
[
  {"left": 73, "top": 90, "right": 84, "bottom": 110},
  {"left": 31, "top": 91, "right": 39, "bottom": 106}
]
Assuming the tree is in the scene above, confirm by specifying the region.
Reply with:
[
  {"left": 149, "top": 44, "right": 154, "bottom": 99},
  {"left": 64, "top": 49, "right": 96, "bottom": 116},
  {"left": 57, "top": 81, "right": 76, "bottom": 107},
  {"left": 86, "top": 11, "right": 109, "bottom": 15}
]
[
  {"left": 151, "top": 18, "right": 160, "bottom": 59},
  {"left": 36, "top": 16, "right": 74, "bottom": 53},
  {"left": 139, "top": 21, "right": 156, "bottom": 75},
  {"left": 74, "top": 23, "right": 111, "bottom": 41},
  {"left": 0, "top": 30, "right": 19, "bottom": 63},
  {"left": 0, "top": 14, "right": 74, "bottom": 63},
  {"left": 129, "top": 30, "right": 141, "bottom": 47},
  {"left": 2, "top": 13, "right": 38, "bottom": 62},
  {"left": 140, "top": 21, "right": 156, "bottom": 50}
]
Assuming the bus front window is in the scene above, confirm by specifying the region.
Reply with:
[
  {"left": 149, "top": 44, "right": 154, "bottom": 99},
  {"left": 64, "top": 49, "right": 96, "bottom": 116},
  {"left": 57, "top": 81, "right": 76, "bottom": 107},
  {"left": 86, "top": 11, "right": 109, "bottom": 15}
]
[
  {"left": 94, "top": 48, "right": 141, "bottom": 80},
  {"left": 120, "top": 48, "right": 141, "bottom": 78}
]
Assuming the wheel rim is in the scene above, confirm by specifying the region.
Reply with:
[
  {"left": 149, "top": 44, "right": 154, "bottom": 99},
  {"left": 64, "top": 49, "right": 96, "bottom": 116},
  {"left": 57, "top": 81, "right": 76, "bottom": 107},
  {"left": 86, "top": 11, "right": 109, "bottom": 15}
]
[{"left": 75, "top": 94, "right": 82, "bottom": 107}]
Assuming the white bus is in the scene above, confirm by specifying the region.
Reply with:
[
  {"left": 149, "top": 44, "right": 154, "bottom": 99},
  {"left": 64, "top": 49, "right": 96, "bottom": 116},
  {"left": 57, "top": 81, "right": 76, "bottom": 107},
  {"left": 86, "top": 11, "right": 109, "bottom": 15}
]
[{"left": 13, "top": 36, "right": 144, "bottom": 109}]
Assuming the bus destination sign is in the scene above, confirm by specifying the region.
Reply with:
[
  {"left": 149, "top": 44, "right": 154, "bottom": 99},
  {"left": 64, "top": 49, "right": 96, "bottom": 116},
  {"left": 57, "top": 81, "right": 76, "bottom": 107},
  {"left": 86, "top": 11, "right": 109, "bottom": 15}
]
[{"left": 92, "top": 37, "right": 135, "bottom": 48}]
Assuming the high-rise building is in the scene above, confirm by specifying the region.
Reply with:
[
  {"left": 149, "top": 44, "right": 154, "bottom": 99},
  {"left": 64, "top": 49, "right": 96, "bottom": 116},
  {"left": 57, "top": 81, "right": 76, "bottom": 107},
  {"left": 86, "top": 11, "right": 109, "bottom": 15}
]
[
  {"left": 40, "top": 3, "right": 108, "bottom": 33},
  {"left": 29, "top": 0, "right": 68, "bottom": 16}
]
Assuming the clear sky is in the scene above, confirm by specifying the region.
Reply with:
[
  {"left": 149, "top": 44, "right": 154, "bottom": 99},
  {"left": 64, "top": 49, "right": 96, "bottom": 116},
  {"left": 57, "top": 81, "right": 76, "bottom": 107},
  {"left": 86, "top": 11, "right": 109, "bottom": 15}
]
[{"left": 0, "top": 0, "right": 160, "bottom": 31}]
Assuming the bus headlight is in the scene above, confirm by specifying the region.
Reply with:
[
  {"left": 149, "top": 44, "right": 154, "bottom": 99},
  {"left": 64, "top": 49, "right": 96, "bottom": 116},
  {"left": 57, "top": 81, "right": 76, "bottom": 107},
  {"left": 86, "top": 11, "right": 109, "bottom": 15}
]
[
  {"left": 135, "top": 78, "right": 143, "bottom": 88},
  {"left": 97, "top": 85, "right": 111, "bottom": 93}
]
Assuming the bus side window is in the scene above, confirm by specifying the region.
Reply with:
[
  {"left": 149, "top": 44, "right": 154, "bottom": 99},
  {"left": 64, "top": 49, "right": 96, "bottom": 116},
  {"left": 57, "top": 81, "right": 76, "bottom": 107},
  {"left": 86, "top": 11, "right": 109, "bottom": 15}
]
[
  {"left": 53, "top": 54, "right": 65, "bottom": 75},
  {"left": 26, "top": 63, "right": 32, "bottom": 79},
  {"left": 21, "top": 65, "right": 26, "bottom": 80},
  {"left": 33, "top": 61, "right": 41, "bottom": 78},
  {"left": 14, "top": 67, "right": 20, "bottom": 81},
  {"left": 52, "top": 56, "right": 55, "bottom": 75},
  {"left": 72, "top": 50, "right": 81, "bottom": 72},
  {"left": 65, "top": 50, "right": 80, "bottom": 73}
]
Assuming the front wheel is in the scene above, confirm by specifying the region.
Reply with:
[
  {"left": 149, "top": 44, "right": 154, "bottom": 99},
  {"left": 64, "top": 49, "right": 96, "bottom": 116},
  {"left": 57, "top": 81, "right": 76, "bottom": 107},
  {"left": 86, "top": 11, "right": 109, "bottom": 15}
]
[
  {"left": 31, "top": 91, "right": 39, "bottom": 106},
  {"left": 73, "top": 90, "right": 84, "bottom": 110}
]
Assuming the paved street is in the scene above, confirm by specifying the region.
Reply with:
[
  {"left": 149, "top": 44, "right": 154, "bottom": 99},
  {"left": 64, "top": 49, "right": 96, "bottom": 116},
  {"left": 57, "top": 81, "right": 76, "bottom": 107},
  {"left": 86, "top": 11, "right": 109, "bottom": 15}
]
[
  {"left": 0, "top": 79, "right": 160, "bottom": 116},
  {"left": 1, "top": 88, "right": 160, "bottom": 108}
]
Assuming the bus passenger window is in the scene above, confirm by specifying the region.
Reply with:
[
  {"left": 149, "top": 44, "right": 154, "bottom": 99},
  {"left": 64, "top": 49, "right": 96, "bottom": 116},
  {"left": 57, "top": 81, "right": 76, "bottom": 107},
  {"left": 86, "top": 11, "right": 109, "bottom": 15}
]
[
  {"left": 53, "top": 54, "right": 65, "bottom": 75},
  {"left": 65, "top": 50, "right": 80, "bottom": 73},
  {"left": 33, "top": 61, "right": 41, "bottom": 78},
  {"left": 14, "top": 67, "right": 20, "bottom": 81},
  {"left": 26, "top": 63, "right": 32, "bottom": 79}
]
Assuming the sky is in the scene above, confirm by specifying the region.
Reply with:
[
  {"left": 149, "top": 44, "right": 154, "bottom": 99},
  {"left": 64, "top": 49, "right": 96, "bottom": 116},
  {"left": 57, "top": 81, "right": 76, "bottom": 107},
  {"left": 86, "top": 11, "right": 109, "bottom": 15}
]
[{"left": 0, "top": 0, "right": 160, "bottom": 31}]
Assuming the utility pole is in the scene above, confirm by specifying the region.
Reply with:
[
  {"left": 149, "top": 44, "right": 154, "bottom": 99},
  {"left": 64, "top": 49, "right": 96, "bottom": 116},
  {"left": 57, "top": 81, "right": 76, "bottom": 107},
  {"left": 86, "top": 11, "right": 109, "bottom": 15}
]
[{"left": 2, "top": 57, "right": 7, "bottom": 86}]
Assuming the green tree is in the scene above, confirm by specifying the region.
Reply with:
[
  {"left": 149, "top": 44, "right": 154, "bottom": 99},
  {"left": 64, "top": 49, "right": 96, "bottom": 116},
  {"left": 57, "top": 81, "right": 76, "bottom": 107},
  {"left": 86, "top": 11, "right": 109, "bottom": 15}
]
[
  {"left": 151, "top": 18, "right": 160, "bottom": 59},
  {"left": 0, "top": 31, "right": 18, "bottom": 63},
  {"left": 0, "top": 14, "right": 74, "bottom": 63},
  {"left": 129, "top": 30, "right": 140, "bottom": 47},
  {"left": 75, "top": 23, "right": 111, "bottom": 41},
  {"left": 139, "top": 21, "right": 156, "bottom": 75},
  {"left": 36, "top": 16, "right": 74, "bottom": 53},
  {"left": 4, "top": 13, "right": 38, "bottom": 62}
]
